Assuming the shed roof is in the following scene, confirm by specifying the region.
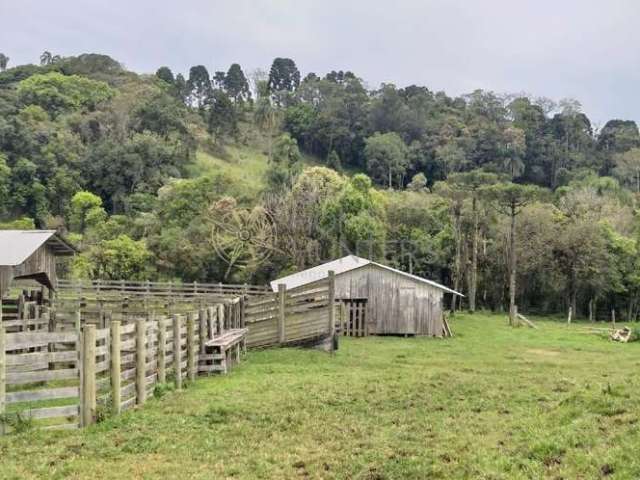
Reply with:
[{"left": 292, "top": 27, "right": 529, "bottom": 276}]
[
  {"left": 0, "top": 230, "right": 76, "bottom": 266},
  {"left": 270, "top": 255, "right": 463, "bottom": 296}
]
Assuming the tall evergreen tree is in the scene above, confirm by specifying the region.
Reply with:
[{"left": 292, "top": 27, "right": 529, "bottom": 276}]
[
  {"left": 187, "top": 65, "right": 212, "bottom": 109},
  {"left": 224, "top": 63, "right": 251, "bottom": 103}
]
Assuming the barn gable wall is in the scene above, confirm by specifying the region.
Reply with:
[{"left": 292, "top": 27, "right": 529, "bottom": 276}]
[
  {"left": 1, "top": 244, "right": 58, "bottom": 298},
  {"left": 334, "top": 264, "right": 444, "bottom": 336}
]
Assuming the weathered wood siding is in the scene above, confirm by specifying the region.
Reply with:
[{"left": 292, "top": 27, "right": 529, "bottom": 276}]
[
  {"left": 334, "top": 264, "right": 444, "bottom": 336},
  {"left": 1, "top": 244, "right": 58, "bottom": 297}
]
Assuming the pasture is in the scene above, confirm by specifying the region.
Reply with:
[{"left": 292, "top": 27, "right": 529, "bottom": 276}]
[{"left": 1, "top": 313, "right": 639, "bottom": 479}]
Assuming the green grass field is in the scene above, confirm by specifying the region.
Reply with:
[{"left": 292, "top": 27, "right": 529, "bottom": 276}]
[{"left": 2, "top": 313, "right": 640, "bottom": 479}]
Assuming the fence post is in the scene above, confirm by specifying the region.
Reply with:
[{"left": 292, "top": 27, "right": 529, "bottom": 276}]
[
  {"left": 0, "top": 302, "right": 5, "bottom": 435},
  {"left": 217, "top": 303, "right": 225, "bottom": 334},
  {"left": 110, "top": 320, "right": 121, "bottom": 415},
  {"left": 157, "top": 316, "right": 166, "bottom": 384},
  {"left": 278, "top": 283, "right": 286, "bottom": 344},
  {"left": 187, "top": 312, "right": 196, "bottom": 382},
  {"left": 81, "top": 325, "right": 96, "bottom": 427},
  {"left": 328, "top": 271, "right": 336, "bottom": 339},
  {"left": 74, "top": 309, "right": 81, "bottom": 334},
  {"left": 198, "top": 309, "right": 207, "bottom": 354},
  {"left": 136, "top": 318, "right": 146, "bottom": 405},
  {"left": 173, "top": 314, "right": 182, "bottom": 390}
]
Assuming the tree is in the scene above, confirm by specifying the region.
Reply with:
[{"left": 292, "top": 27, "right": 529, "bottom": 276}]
[
  {"left": 0, "top": 53, "right": 8, "bottom": 71},
  {"left": 224, "top": 63, "right": 251, "bottom": 103},
  {"left": 502, "top": 127, "right": 526, "bottom": 179},
  {"left": 39, "top": 51, "right": 61, "bottom": 66},
  {"left": 326, "top": 150, "right": 341, "bottom": 170},
  {"left": 255, "top": 81, "right": 280, "bottom": 160},
  {"left": 266, "top": 134, "right": 303, "bottom": 191},
  {"left": 69, "top": 191, "right": 106, "bottom": 234},
  {"left": 321, "top": 174, "right": 386, "bottom": 258},
  {"left": 187, "top": 65, "right": 212, "bottom": 109},
  {"left": 447, "top": 171, "right": 498, "bottom": 312},
  {"left": 155, "top": 66, "right": 175, "bottom": 85},
  {"left": 268, "top": 57, "right": 300, "bottom": 92},
  {"left": 89, "top": 235, "right": 152, "bottom": 280},
  {"left": 364, "top": 132, "right": 409, "bottom": 188},
  {"left": 0, "top": 154, "right": 11, "bottom": 218},
  {"left": 435, "top": 142, "right": 468, "bottom": 179},
  {"left": 207, "top": 89, "right": 238, "bottom": 143},
  {"left": 17, "top": 72, "right": 114, "bottom": 117},
  {"left": 482, "top": 182, "right": 545, "bottom": 325},
  {"left": 40, "top": 51, "right": 52, "bottom": 66},
  {"left": 407, "top": 173, "right": 427, "bottom": 191},
  {"left": 266, "top": 167, "right": 345, "bottom": 270},
  {"left": 613, "top": 148, "right": 640, "bottom": 192}
]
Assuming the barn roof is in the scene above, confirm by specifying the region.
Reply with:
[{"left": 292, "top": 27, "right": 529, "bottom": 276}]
[
  {"left": 270, "top": 255, "right": 463, "bottom": 296},
  {"left": 0, "top": 230, "right": 76, "bottom": 266}
]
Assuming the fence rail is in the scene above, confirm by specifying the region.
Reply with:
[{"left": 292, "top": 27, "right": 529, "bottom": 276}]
[{"left": 57, "top": 279, "right": 270, "bottom": 298}]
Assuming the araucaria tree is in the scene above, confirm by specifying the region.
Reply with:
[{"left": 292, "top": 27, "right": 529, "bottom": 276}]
[
  {"left": 446, "top": 171, "right": 498, "bottom": 312},
  {"left": 0, "top": 53, "right": 9, "bottom": 71},
  {"left": 482, "top": 182, "right": 545, "bottom": 325}
]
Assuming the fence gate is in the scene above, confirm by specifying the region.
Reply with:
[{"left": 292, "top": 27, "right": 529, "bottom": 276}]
[{"left": 342, "top": 299, "right": 368, "bottom": 337}]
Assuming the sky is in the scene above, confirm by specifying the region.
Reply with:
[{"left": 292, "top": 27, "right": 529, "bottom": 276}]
[{"left": 2, "top": 0, "right": 640, "bottom": 126}]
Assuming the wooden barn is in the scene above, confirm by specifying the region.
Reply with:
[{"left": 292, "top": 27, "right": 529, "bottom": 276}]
[
  {"left": 271, "top": 255, "right": 462, "bottom": 337},
  {"left": 0, "top": 230, "right": 75, "bottom": 299}
]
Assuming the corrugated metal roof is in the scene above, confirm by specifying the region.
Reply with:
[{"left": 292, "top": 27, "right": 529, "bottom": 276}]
[
  {"left": 0, "top": 230, "right": 75, "bottom": 266},
  {"left": 270, "top": 255, "right": 463, "bottom": 296}
]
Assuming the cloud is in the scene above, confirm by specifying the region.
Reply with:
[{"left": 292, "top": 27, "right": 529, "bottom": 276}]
[{"left": 1, "top": 0, "right": 639, "bottom": 124}]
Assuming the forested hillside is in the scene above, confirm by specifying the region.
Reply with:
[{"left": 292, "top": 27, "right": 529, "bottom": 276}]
[{"left": 1, "top": 52, "right": 640, "bottom": 320}]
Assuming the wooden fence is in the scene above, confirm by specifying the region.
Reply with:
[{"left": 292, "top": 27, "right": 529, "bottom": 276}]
[
  {"left": 0, "top": 273, "right": 340, "bottom": 433},
  {"left": 57, "top": 279, "right": 270, "bottom": 300},
  {"left": 0, "top": 303, "right": 233, "bottom": 433},
  {"left": 245, "top": 273, "right": 337, "bottom": 348}
]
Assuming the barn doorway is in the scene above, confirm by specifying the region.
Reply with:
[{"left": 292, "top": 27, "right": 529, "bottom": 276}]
[{"left": 341, "top": 299, "right": 368, "bottom": 337}]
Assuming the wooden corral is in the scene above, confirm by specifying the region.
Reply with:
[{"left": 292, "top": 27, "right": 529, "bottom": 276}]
[
  {"left": 271, "top": 256, "right": 462, "bottom": 337},
  {"left": 0, "top": 230, "right": 75, "bottom": 299},
  {"left": 1, "top": 276, "right": 338, "bottom": 433}
]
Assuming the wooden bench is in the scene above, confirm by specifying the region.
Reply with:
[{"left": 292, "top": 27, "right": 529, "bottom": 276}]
[{"left": 199, "top": 328, "right": 248, "bottom": 374}]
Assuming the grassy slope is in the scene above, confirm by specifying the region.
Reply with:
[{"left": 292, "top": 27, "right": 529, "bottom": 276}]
[
  {"left": 188, "top": 147, "right": 270, "bottom": 197},
  {"left": 188, "top": 145, "right": 324, "bottom": 198},
  {"left": 2, "top": 314, "right": 640, "bottom": 479}
]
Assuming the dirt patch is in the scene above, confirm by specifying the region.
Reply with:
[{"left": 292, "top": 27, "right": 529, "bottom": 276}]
[{"left": 526, "top": 349, "right": 561, "bottom": 357}]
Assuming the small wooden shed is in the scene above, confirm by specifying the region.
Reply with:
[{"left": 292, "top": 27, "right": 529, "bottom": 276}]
[
  {"left": 0, "top": 230, "right": 76, "bottom": 299},
  {"left": 271, "top": 255, "right": 462, "bottom": 337}
]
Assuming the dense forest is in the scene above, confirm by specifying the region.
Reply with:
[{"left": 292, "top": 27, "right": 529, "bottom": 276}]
[{"left": 1, "top": 51, "right": 640, "bottom": 321}]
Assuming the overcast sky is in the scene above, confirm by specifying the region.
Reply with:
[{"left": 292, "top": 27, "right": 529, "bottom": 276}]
[{"left": 2, "top": 0, "right": 639, "bottom": 126}]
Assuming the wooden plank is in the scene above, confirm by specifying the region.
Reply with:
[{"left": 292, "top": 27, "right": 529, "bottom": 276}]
[
  {"left": 6, "top": 331, "right": 77, "bottom": 350},
  {"left": 7, "top": 368, "right": 78, "bottom": 385},
  {"left": 278, "top": 284, "right": 286, "bottom": 344},
  {"left": 111, "top": 321, "right": 121, "bottom": 415},
  {"left": 81, "top": 325, "right": 96, "bottom": 427},
  {"left": 157, "top": 316, "right": 166, "bottom": 383},
  {"left": 5, "top": 350, "right": 77, "bottom": 366},
  {"left": 120, "top": 382, "right": 135, "bottom": 398},
  {"left": 6, "top": 386, "right": 79, "bottom": 404},
  {"left": 173, "top": 315, "right": 182, "bottom": 389},
  {"left": 136, "top": 319, "right": 146, "bottom": 405},
  {"left": 25, "top": 404, "right": 78, "bottom": 420},
  {"left": 187, "top": 312, "right": 196, "bottom": 382},
  {"left": 0, "top": 314, "right": 6, "bottom": 435},
  {"left": 121, "top": 367, "right": 136, "bottom": 382},
  {"left": 120, "top": 396, "right": 136, "bottom": 411}
]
